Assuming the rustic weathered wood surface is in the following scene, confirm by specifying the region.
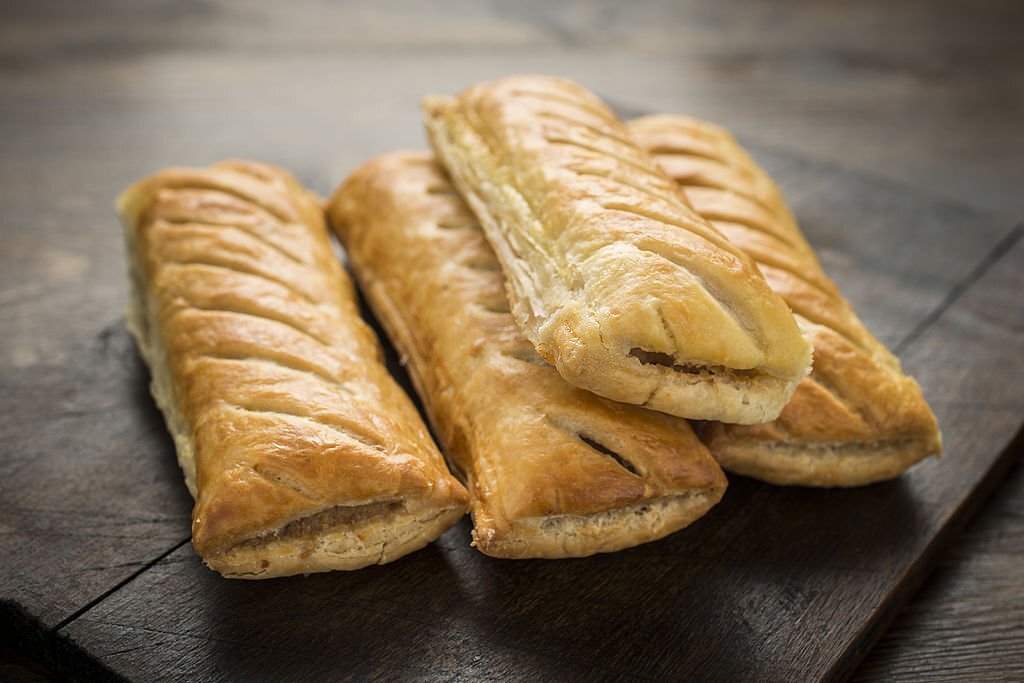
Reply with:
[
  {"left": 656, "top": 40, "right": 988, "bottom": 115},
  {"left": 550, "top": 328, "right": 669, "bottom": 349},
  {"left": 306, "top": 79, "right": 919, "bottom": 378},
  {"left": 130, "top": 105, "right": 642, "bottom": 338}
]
[
  {"left": 853, "top": 453, "right": 1024, "bottom": 682},
  {"left": 1, "top": 1, "right": 1021, "bottom": 680}
]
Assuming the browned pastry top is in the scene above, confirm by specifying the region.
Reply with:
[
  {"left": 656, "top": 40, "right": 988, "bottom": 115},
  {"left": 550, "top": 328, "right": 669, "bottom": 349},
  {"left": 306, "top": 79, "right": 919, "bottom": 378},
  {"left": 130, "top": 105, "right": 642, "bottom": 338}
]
[
  {"left": 118, "top": 161, "right": 467, "bottom": 572},
  {"left": 423, "top": 75, "right": 813, "bottom": 424},
  {"left": 630, "top": 115, "right": 941, "bottom": 486}
]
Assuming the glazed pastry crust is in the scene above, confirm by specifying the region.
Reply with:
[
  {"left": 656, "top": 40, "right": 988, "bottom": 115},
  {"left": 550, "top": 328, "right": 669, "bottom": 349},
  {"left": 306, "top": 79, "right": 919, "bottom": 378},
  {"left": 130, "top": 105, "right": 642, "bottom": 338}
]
[
  {"left": 117, "top": 161, "right": 468, "bottom": 577},
  {"left": 422, "top": 75, "right": 812, "bottom": 424},
  {"left": 327, "top": 151, "right": 727, "bottom": 558},
  {"left": 630, "top": 115, "right": 942, "bottom": 486}
]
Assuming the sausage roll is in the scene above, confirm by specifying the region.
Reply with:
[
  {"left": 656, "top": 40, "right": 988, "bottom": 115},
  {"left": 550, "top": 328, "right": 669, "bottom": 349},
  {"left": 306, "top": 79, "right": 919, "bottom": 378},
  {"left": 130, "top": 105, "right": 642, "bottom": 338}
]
[
  {"left": 422, "top": 75, "right": 813, "bottom": 425},
  {"left": 327, "top": 151, "right": 727, "bottom": 558},
  {"left": 630, "top": 115, "right": 942, "bottom": 486},
  {"left": 117, "top": 161, "right": 468, "bottom": 578}
]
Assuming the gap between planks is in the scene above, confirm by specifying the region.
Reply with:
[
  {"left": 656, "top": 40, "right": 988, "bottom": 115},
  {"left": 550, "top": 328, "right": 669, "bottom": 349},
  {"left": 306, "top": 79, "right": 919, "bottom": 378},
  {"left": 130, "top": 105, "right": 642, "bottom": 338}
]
[
  {"left": 894, "top": 223, "right": 1024, "bottom": 355},
  {"left": 51, "top": 537, "right": 192, "bottom": 633}
]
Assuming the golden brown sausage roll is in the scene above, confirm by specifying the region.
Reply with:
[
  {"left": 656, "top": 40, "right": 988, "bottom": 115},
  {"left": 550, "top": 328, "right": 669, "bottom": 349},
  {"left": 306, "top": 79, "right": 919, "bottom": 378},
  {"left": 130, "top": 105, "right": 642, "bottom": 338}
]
[
  {"left": 117, "top": 161, "right": 468, "bottom": 577},
  {"left": 422, "top": 75, "right": 813, "bottom": 425},
  {"left": 327, "top": 151, "right": 727, "bottom": 558},
  {"left": 630, "top": 115, "right": 942, "bottom": 486}
]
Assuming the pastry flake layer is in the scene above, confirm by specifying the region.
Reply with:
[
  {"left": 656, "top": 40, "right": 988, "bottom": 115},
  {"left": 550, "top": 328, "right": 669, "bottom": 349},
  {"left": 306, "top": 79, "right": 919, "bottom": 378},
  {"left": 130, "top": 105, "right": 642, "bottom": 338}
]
[
  {"left": 422, "top": 74, "right": 813, "bottom": 424},
  {"left": 118, "top": 160, "right": 468, "bottom": 577}
]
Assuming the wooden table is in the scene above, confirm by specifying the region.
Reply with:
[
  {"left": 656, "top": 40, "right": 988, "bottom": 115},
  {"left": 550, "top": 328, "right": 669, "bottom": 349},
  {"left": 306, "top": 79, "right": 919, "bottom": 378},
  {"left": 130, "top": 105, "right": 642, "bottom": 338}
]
[{"left": 2, "top": 1, "right": 1022, "bottom": 680}]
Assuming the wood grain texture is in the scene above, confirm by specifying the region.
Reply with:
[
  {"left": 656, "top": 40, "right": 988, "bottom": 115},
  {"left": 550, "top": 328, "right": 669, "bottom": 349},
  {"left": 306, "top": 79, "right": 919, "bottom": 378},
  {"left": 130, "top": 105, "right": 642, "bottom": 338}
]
[
  {"left": 0, "top": 0, "right": 1019, "bottom": 219},
  {"left": 0, "top": 0, "right": 1021, "bottom": 679},
  {"left": 0, "top": 325, "right": 193, "bottom": 628},
  {"left": 833, "top": 232, "right": 1024, "bottom": 679},
  {"left": 856, "top": 452, "right": 1024, "bottom": 681}
]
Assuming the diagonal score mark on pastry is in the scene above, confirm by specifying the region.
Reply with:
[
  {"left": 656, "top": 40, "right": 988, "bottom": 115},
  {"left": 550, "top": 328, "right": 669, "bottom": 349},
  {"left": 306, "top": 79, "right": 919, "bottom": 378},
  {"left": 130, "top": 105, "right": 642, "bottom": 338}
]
[
  {"left": 326, "top": 152, "right": 727, "bottom": 559},
  {"left": 629, "top": 115, "right": 942, "bottom": 486},
  {"left": 117, "top": 160, "right": 468, "bottom": 578},
  {"left": 421, "top": 75, "right": 813, "bottom": 425}
]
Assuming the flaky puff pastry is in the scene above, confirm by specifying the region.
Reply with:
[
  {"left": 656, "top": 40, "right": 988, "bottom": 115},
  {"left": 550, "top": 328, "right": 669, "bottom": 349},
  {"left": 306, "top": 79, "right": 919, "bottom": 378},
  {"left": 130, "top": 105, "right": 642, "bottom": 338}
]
[
  {"left": 422, "top": 75, "right": 812, "bottom": 425},
  {"left": 327, "top": 152, "right": 727, "bottom": 558},
  {"left": 117, "top": 161, "right": 468, "bottom": 578},
  {"left": 630, "top": 115, "right": 942, "bottom": 486}
]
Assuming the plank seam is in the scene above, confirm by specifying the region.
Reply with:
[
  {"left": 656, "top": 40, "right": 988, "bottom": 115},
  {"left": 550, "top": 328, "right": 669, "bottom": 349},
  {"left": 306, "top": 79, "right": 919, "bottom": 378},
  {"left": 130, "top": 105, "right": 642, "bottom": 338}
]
[
  {"left": 895, "top": 223, "right": 1024, "bottom": 355},
  {"left": 51, "top": 536, "right": 191, "bottom": 633}
]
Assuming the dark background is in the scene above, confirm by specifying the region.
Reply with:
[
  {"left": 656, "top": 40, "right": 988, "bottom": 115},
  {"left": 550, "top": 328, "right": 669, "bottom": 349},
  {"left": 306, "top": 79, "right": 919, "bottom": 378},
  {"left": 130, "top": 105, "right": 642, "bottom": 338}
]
[{"left": 1, "top": 1, "right": 1022, "bottom": 680}]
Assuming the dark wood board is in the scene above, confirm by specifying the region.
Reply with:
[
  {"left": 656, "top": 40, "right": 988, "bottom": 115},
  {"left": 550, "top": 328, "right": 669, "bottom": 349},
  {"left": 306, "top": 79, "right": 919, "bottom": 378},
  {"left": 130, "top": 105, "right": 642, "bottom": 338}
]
[
  {"left": 0, "top": 140, "right": 1021, "bottom": 679},
  {"left": 54, "top": 230, "right": 1024, "bottom": 681},
  {"left": 0, "top": 327, "right": 193, "bottom": 631},
  {"left": 0, "top": 132, "right": 1008, "bottom": 625}
]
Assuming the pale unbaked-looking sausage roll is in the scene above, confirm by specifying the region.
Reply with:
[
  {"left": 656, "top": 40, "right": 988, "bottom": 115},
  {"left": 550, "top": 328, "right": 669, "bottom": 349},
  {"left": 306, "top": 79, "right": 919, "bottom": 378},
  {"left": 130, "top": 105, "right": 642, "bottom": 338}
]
[
  {"left": 630, "top": 115, "right": 942, "bottom": 486},
  {"left": 118, "top": 161, "right": 468, "bottom": 577},
  {"left": 422, "top": 75, "right": 813, "bottom": 425},
  {"left": 327, "top": 152, "right": 727, "bottom": 558}
]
